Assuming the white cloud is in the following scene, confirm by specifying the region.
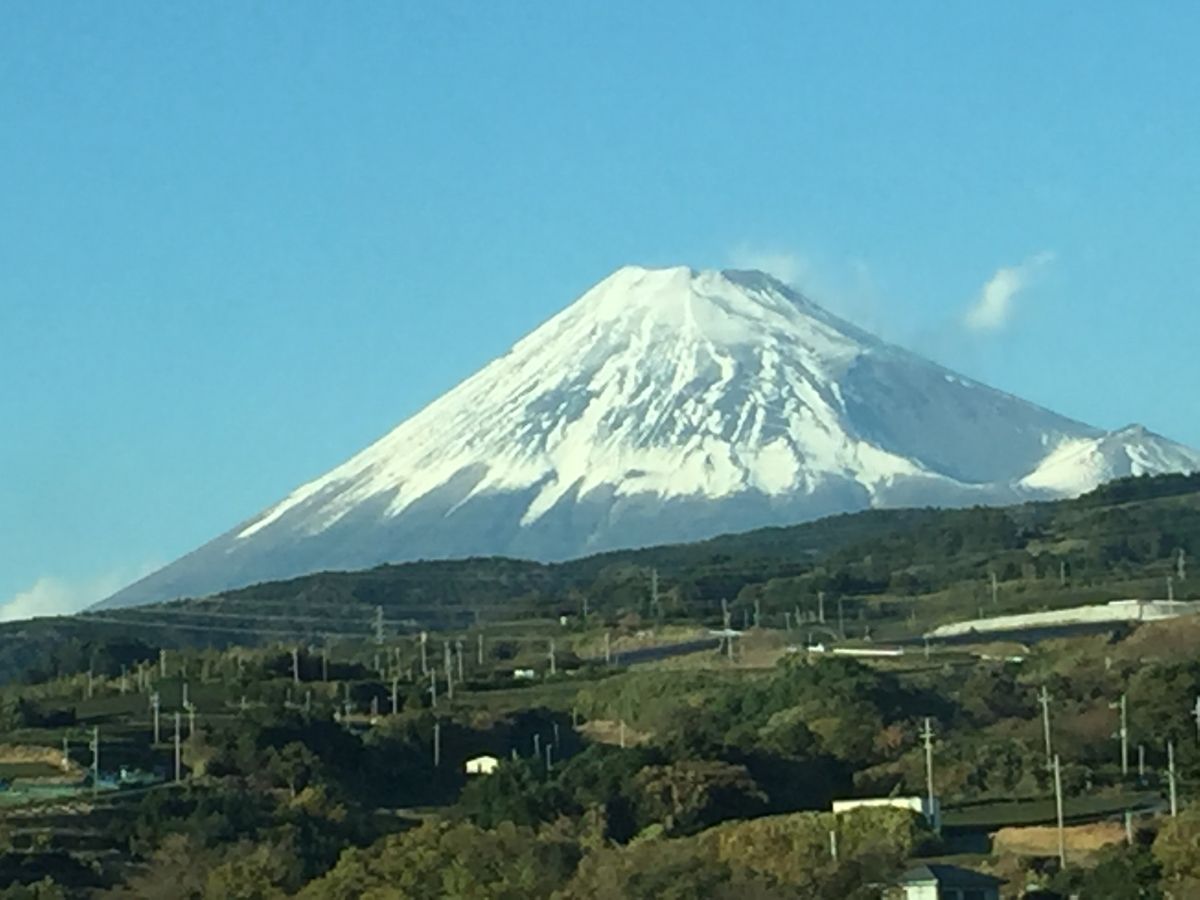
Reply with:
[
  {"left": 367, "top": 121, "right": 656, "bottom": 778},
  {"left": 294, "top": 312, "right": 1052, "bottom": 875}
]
[
  {"left": 964, "top": 251, "right": 1055, "bottom": 333},
  {"left": 727, "top": 244, "right": 891, "bottom": 336},
  {"left": 728, "top": 246, "right": 808, "bottom": 286},
  {"left": 0, "top": 565, "right": 156, "bottom": 623}
]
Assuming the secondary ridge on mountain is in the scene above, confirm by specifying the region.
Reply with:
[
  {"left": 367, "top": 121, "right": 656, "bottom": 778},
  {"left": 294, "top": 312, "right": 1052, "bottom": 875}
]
[{"left": 100, "top": 266, "right": 1200, "bottom": 608}]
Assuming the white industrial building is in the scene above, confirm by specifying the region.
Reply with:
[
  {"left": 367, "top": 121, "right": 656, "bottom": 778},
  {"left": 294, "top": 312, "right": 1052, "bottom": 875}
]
[
  {"left": 464, "top": 755, "right": 500, "bottom": 776},
  {"left": 894, "top": 864, "right": 1002, "bottom": 900}
]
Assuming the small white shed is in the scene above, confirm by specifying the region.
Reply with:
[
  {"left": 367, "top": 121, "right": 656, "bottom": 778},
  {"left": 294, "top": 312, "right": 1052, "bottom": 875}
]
[{"left": 465, "top": 755, "right": 500, "bottom": 776}]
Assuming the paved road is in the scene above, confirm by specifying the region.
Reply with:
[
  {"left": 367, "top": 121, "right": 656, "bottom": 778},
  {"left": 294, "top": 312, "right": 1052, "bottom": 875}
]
[{"left": 601, "top": 637, "right": 722, "bottom": 666}]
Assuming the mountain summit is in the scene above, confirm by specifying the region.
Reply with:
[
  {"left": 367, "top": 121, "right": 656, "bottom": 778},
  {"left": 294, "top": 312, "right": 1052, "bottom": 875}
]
[{"left": 100, "top": 266, "right": 1200, "bottom": 608}]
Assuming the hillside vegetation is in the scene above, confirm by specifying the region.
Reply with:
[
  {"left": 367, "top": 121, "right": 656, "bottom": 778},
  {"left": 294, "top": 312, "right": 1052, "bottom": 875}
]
[
  {"left": 0, "top": 475, "right": 1198, "bottom": 895},
  {"left": 4, "top": 471, "right": 1190, "bottom": 671}
]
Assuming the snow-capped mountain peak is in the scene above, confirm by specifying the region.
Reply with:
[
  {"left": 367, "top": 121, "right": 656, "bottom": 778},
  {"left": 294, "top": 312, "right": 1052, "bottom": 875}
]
[{"left": 98, "top": 266, "right": 1200, "bottom": 609}]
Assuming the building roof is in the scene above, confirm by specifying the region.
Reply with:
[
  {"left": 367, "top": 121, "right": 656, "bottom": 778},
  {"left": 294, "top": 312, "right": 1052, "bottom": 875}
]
[{"left": 899, "top": 864, "right": 1004, "bottom": 887}]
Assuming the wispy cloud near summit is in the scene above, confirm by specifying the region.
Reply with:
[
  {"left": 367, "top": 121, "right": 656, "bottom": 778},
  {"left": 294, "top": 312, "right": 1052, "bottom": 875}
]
[
  {"left": 727, "top": 246, "right": 807, "bottom": 285},
  {"left": 964, "top": 252, "right": 1056, "bottom": 333}
]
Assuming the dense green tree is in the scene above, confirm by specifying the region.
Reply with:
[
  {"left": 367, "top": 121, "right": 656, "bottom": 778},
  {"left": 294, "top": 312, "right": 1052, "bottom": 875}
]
[
  {"left": 300, "top": 821, "right": 579, "bottom": 900},
  {"left": 1153, "top": 806, "right": 1200, "bottom": 896},
  {"left": 631, "top": 760, "right": 766, "bottom": 836}
]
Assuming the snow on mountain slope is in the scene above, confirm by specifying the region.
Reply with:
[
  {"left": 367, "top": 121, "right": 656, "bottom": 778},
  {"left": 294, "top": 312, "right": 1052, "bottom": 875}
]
[
  {"left": 97, "top": 266, "right": 1200, "bottom": 609},
  {"left": 1021, "top": 425, "right": 1200, "bottom": 495}
]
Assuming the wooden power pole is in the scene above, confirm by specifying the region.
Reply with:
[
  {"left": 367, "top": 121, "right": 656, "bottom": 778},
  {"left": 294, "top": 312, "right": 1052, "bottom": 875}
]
[
  {"left": 90, "top": 727, "right": 100, "bottom": 795},
  {"left": 1168, "top": 741, "right": 1178, "bottom": 818},
  {"left": 1038, "top": 686, "right": 1053, "bottom": 769},
  {"left": 173, "top": 713, "right": 182, "bottom": 783},
  {"left": 921, "top": 718, "right": 936, "bottom": 806},
  {"left": 1054, "top": 754, "right": 1066, "bottom": 867}
]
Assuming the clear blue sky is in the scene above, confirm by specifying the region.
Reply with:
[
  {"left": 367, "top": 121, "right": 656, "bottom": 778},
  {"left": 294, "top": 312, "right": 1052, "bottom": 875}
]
[{"left": 3, "top": 4, "right": 1199, "bottom": 617}]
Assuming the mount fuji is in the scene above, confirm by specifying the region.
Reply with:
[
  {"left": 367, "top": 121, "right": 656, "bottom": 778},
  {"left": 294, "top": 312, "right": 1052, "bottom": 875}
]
[{"left": 100, "top": 266, "right": 1200, "bottom": 608}]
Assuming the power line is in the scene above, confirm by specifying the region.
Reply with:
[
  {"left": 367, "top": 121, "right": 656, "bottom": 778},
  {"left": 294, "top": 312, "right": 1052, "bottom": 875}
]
[
  {"left": 83, "top": 607, "right": 440, "bottom": 626},
  {"left": 77, "top": 615, "right": 372, "bottom": 639}
]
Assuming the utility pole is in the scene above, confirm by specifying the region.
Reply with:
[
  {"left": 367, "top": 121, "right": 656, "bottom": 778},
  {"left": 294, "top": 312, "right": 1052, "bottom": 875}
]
[
  {"left": 619, "top": 719, "right": 626, "bottom": 749},
  {"left": 548, "top": 639, "right": 557, "bottom": 677},
  {"left": 753, "top": 598, "right": 761, "bottom": 629},
  {"left": 533, "top": 733, "right": 541, "bottom": 759},
  {"left": 1060, "top": 559, "right": 1067, "bottom": 587},
  {"left": 784, "top": 611, "right": 792, "bottom": 632},
  {"left": 829, "top": 829, "right": 838, "bottom": 861},
  {"left": 1138, "top": 744, "right": 1145, "bottom": 780},
  {"left": 1038, "top": 686, "right": 1053, "bottom": 770},
  {"left": 181, "top": 681, "right": 189, "bottom": 710},
  {"left": 419, "top": 632, "right": 429, "bottom": 676},
  {"left": 433, "top": 722, "right": 441, "bottom": 768},
  {"left": 545, "top": 743, "right": 553, "bottom": 772},
  {"left": 443, "top": 642, "right": 454, "bottom": 701},
  {"left": 604, "top": 632, "right": 611, "bottom": 666},
  {"left": 151, "top": 692, "right": 161, "bottom": 745},
  {"left": 1119, "top": 694, "right": 1129, "bottom": 776},
  {"left": 921, "top": 718, "right": 936, "bottom": 806},
  {"left": 456, "top": 640, "right": 464, "bottom": 683},
  {"left": 90, "top": 727, "right": 100, "bottom": 795},
  {"left": 990, "top": 571, "right": 999, "bottom": 606},
  {"left": 374, "top": 605, "right": 385, "bottom": 644},
  {"left": 429, "top": 673, "right": 437, "bottom": 709},
  {"left": 1167, "top": 741, "right": 1178, "bottom": 817},
  {"left": 173, "top": 713, "right": 182, "bottom": 783},
  {"left": 1178, "top": 548, "right": 1187, "bottom": 582},
  {"left": 291, "top": 647, "right": 300, "bottom": 685},
  {"left": 391, "top": 677, "right": 400, "bottom": 716},
  {"left": 87, "top": 667, "right": 94, "bottom": 700},
  {"left": 1053, "top": 754, "right": 1066, "bottom": 867},
  {"left": 1167, "top": 576, "right": 1176, "bottom": 603},
  {"left": 477, "top": 632, "right": 484, "bottom": 667},
  {"left": 817, "top": 591, "right": 826, "bottom": 624},
  {"left": 321, "top": 647, "right": 329, "bottom": 682},
  {"left": 120, "top": 665, "right": 128, "bottom": 695},
  {"left": 61, "top": 735, "right": 69, "bottom": 771},
  {"left": 159, "top": 648, "right": 167, "bottom": 680}
]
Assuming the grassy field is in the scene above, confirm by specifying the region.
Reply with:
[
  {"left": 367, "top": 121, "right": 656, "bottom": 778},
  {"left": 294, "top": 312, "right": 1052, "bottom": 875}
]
[{"left": 0, "top": 762, "right": 67, "bottom": 780}]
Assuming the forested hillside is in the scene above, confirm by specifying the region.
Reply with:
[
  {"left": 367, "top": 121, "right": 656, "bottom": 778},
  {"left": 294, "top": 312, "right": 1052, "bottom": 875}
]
[{"left": 1, "top": 473, "right": 1196, "bottom": 687}]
